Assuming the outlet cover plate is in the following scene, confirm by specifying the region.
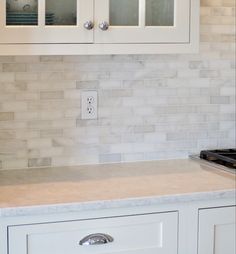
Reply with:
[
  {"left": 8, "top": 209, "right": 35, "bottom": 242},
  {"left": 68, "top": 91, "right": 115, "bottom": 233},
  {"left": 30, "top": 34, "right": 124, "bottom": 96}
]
[{"left": 81, "top": 90, "right": 98, "bottom": 120}]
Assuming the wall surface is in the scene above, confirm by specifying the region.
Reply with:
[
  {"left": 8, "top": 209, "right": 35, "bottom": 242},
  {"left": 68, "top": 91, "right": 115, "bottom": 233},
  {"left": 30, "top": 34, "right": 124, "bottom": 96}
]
[{"left": 0, "top": 0, "right": 235, "bottom": 170}]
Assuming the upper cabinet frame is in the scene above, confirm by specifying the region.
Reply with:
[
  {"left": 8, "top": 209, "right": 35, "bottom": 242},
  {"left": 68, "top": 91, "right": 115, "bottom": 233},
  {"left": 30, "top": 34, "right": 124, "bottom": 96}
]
[{"left": 0, "top": 0, "right": 200, "bottom": 55}]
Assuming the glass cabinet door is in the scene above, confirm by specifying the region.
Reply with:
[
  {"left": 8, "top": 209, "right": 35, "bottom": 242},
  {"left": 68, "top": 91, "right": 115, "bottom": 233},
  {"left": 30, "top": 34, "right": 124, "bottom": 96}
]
[
  {"left": 95, "top": 0, "right": 190, "bottom": 44},
  {"left": 0, "top": 0, "right": 93, "bottom": 43}
]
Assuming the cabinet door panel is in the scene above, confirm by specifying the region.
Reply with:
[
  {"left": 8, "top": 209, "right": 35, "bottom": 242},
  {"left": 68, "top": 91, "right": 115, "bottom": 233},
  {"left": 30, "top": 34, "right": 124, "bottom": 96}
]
[
  {"left": 95, "top": 0, "right": 190, "bottom": 43},
  {"left": 146, "top": 0, "right": 174, "bottom": 26},
  {"left": 6, "top": 0, "right": 39, "bottom": 26},
  {"left": 45, "top": 0, "right": 77, "bottom": 26},
  {"left": 8, "top": 212, "right": 178, "bottom": 254},
  {"left": 109, "top": 0, "right": 139, "bottom": 26},
  {"left": 0, "top": 0, "right": 93, "bottom": 43},
  {"left": 198, "top": 206, "right": 236, "bottom": 254}
]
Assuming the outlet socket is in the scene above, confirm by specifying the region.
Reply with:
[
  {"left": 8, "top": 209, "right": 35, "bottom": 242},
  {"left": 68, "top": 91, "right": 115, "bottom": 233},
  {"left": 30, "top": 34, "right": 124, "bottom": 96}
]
[{"left": 81, "top": 90, "right": 98, "bottom": 120}]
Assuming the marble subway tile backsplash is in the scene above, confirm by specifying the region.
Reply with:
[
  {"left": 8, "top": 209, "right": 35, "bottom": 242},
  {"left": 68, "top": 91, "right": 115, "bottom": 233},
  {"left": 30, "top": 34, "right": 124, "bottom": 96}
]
[{"left": 0, "top": 0, "right": 235, "bottom": 170}]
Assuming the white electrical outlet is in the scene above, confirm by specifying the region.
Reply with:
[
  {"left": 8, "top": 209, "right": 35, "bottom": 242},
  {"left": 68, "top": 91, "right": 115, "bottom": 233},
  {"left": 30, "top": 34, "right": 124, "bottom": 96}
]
[{"left": 81, "top": 90, "right": 98, "bottom": 120}]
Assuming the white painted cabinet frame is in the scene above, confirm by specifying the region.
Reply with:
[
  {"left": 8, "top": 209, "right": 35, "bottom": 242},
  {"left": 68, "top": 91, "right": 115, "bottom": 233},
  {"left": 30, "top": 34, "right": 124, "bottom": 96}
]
[{"left": 0, "top": 0, "right": 199, "bottom": 55}]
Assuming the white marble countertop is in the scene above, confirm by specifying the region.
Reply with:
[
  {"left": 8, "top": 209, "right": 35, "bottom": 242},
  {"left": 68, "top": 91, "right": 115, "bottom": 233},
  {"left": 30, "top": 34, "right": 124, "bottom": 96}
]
[{"left": 0, "top": 159, "right": 235, "bottom": 217}]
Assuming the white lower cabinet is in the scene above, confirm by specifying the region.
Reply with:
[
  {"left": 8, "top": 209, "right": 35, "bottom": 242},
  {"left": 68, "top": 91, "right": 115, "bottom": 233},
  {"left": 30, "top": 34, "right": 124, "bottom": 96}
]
[
  {"left": 4, "top": 203, "right": 236, "bottom": 254},
  {"left": 8, "top": 211, "right": 178, "bottom": 254},
  {"left": 198, "top": 206, "right": 236, "bottom": 254}
]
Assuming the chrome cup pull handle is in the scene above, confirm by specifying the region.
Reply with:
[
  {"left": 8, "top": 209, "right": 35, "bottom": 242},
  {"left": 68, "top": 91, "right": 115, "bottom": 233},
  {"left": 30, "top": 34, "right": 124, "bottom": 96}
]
[
  {"left": 79, "top": 233, "right": 114, "bottom": 246},
  {"left": 84, "top": 21, "right": 94, "bottom": 30},
  {"left": 99, "top": 21, "right": 109, "bottom": 31}
]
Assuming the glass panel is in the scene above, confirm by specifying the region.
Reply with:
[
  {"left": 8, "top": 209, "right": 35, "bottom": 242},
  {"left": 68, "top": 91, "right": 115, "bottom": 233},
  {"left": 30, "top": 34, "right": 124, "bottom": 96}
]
[
  {"left": 146, "top": 0, "right": 174, "bottom": 26},
  {"left": 45, "top": 0, "right": 77, "bottom": 26},
  {"left": 6, "top": 0, "right": 38, "bottom": 26},
  {"left": 110, "top": 0, "right": 139, "bottom": 26}
]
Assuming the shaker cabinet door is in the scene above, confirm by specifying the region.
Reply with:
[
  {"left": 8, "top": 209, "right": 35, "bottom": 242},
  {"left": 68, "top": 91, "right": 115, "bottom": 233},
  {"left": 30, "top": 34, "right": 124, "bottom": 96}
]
[
  {"left": 198, "top": 206, "right": 236, "bottom": 254},
  {"left": 0, "top": 0, "right": 93, "bottom": 43},
  {"left": 95, "top": 0, "right": 190, "bottom": 44}
]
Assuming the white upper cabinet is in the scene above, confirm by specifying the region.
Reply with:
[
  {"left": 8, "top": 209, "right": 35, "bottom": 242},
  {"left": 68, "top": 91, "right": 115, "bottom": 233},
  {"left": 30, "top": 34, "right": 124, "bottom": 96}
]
[
  {"left": 0, "top": 0, "right": 199, "bottom": 55},
  {"left": 0, "top": 0, "right": 94, "bottom": 43},
  {"left": 95, "top": 0, "right": 190, "bottom": 44}
]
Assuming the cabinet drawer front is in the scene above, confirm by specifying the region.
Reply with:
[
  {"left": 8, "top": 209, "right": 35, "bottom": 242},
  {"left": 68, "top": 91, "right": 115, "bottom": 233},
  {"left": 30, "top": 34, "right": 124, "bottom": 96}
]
[{"left": 9, "top": 212, "right": 178, "bottom": 254}]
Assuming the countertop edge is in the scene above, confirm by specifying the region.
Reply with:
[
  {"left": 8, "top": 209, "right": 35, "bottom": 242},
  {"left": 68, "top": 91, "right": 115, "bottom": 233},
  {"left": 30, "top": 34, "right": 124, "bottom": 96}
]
[{"left": 0, "top": 189, "right": 235, "bottom": 218}]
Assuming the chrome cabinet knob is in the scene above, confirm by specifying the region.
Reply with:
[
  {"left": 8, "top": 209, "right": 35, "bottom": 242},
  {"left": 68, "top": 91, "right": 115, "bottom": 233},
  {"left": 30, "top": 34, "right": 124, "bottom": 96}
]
[
  {"left": 79, "top": 233, "right": 114, "bottom": 246},
  {"left": 99, "top": 21, "right": 109, "bottom": 31},
  {"left": 84, "top": 21, "right": 94, "bottom": 30}
]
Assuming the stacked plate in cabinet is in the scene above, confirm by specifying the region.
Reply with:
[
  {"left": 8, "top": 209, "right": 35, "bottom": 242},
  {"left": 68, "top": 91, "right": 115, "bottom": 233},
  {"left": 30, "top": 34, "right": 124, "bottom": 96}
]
[{"left": 6, "top": 12, "right": 54, "bottom": 25}]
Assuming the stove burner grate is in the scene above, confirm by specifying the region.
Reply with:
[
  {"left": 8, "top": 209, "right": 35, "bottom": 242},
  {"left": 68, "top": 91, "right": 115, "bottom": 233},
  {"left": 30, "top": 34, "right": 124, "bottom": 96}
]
[{"left": 200, "top": 149, "right": 236, "bottom": 169}]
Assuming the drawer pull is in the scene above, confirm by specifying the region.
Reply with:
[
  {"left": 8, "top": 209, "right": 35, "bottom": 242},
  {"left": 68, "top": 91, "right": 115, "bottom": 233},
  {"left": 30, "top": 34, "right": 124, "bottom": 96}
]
[{"left": 79, "top": 233, "right": 114, "bottom": 246}]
